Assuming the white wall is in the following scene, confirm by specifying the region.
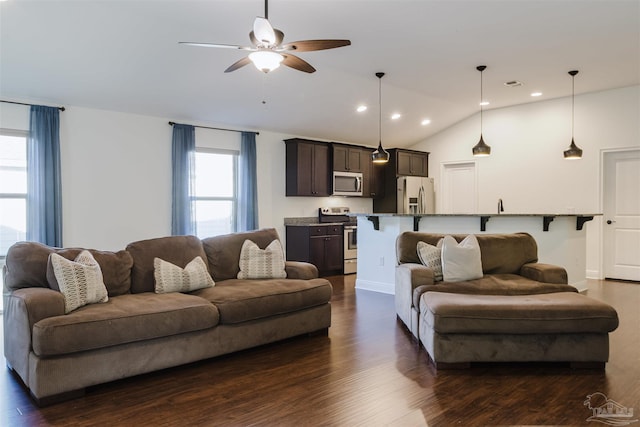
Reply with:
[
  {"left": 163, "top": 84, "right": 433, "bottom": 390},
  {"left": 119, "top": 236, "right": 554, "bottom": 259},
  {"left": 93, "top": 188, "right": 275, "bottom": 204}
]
[
  {"left": 0, "top": 102, "right": 372, "bottom": 251},
  {"left": 410, "top": 85, "right": 640, "bottom": 278}
]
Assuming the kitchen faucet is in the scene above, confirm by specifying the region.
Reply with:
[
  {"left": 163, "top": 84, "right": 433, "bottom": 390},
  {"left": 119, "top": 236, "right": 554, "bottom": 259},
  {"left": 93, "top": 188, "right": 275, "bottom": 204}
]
[{"left": 498, "top": 199, "right": 504, "bottom": 214}]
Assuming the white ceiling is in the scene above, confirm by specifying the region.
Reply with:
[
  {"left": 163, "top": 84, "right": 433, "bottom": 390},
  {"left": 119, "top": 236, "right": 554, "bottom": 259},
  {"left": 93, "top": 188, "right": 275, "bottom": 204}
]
[{"left": 1, "top": 0, "right": 638, "bottom": 148}]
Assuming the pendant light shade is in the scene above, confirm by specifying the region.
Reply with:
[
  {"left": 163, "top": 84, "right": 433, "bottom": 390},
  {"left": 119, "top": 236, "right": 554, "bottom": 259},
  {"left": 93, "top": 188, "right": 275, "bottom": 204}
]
[
  {"left": 472, "top": 65, "right": 491, "bottom": 157},
  {"left": 564, "top": 70, "right": 583, "bottom": 159},
  {"left": 372, "top": 72, "right": 390, "bottom": 164}
]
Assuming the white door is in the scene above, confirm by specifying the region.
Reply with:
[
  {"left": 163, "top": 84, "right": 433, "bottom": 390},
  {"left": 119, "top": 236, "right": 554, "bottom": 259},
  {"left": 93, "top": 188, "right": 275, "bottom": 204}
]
[
  {"left": 441, "top": 162, "right": 477, "bottom": 213},
  {"left": 603, "top": 149, "right": 640, "bottom": 281}
]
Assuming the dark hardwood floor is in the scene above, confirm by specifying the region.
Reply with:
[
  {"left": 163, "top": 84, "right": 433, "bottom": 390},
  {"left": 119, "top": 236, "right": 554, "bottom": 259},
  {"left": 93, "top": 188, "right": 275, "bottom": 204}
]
[{"left": 2, "top": 277, "right": 638, "bottom": 426}]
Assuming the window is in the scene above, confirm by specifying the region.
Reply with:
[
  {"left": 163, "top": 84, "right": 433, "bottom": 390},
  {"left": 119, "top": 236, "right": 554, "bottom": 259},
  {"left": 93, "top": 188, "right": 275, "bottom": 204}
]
[
  {"left": 193, "top": 149, "right": 238, "bottom": 238},
  {"left": 0, "top": 131, "right": 28, "bottom": 257},
  {"left": 0, "top": 130, "right": 28, "bottom": 313}
]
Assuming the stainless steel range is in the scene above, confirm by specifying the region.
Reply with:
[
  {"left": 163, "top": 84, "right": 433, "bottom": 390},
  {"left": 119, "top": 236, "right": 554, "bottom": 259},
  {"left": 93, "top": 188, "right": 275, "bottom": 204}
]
[{"left": 319, "top": 207, "right": 357, "bottom": 275}]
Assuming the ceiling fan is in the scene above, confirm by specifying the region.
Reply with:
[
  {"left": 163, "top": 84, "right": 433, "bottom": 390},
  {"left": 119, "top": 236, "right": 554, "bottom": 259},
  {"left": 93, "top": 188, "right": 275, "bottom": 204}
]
[{"left": 179, "top": 0, "right": 351, "bottom": 74}]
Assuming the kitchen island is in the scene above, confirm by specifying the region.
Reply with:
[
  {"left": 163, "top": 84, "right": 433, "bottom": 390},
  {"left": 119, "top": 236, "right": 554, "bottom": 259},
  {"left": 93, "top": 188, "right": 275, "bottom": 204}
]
[{"left": 353, "top": 213, "right": 599, "bottom": 294}]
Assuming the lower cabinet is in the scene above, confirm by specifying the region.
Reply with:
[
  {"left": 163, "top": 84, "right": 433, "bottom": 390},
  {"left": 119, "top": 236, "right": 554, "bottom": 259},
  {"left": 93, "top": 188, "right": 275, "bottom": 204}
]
[{"left": 286, "top": 224, "right": 343, "bottom": 276}]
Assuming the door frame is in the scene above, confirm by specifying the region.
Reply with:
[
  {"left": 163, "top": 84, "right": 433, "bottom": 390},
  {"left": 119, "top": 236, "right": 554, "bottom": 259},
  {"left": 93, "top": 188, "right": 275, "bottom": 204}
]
[
  {"left": 599, "top": 146, "right": 640, "bottom": 280},
  {"left": 440, "top": 160, "right": 478, "bottom": 214}
]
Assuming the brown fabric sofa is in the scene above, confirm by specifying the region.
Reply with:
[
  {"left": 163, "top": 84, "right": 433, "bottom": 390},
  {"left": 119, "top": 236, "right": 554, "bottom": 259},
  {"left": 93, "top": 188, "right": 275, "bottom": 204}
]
[
  {"left": 395, "top": 232, "right": 579, "bottom": 339},
  {"left": 3, "top": 228, "right": 332, "bottom": 406}
]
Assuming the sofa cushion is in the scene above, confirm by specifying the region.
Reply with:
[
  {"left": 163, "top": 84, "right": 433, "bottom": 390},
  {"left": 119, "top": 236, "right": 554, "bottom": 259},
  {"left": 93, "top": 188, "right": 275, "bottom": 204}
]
[
  {"left": 441, "top": 235, "right": 483, "bottom": 282},
  {"left": 154, "top": 256, "right": 215, "bottom": 293},
  {"left": 49, "top": 250, "right": 109, "bottom": 313},
  {"left": 421, "top": 291, "right": 619, "bottom": 334},
  {"left": 32, "top": 292, "right": 219, "bottom": 357},
  {"left": 126, "top": 235, "right": 208, "bottom": 294},
  {"left": 412, "top": 274, "right": 578, "bottom": 309},
  {"left": 416, "top": 241, "right": 443, "bottom": 281},
  {"left": 4, "top": 241, "right": 133, "bottom": 296},
  {"left": 202, "top": 228, "right": 281, "bottom": 281},
  {"left": 397, "top": 232, "right": 538, "bottom": 275},
  {"left": 237, "top": 239, "right": 287, "bottom": 279},
  {"left": 191, "top": 278, "right": 332, "bottom": 324},
  {"left": 46, "top": 247, "right": 133, "bottom": 297}
]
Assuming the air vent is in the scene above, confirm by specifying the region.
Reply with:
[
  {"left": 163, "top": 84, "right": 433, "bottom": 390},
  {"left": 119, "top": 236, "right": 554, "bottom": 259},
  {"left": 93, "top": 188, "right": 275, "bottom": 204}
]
[{"left": 504, "top": 80, "right": 524, "bottom": 87}]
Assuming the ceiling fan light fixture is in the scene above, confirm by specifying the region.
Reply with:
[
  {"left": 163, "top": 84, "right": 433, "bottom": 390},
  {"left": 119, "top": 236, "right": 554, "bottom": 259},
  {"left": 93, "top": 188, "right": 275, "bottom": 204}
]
[{"left": 249, "top": 51, "right": 283, "bottom": 73}]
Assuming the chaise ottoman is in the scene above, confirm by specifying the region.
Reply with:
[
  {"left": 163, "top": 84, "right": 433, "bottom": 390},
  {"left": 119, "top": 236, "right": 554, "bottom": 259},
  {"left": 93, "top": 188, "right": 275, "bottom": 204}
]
[{"left": 419, "top": 291, "right": 619, "bottom": 369}]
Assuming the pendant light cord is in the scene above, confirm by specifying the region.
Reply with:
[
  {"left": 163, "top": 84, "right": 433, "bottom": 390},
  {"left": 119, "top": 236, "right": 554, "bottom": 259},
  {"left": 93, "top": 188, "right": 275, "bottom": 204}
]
[
  {"left": 378, "top": 75, "right": 382, "bottom": 144},
  {"left": 571, "top": 73, "right": 575, "bottom": 140},
  {"left": 480, "top": 68, "right": 483, "bottom": 135}
]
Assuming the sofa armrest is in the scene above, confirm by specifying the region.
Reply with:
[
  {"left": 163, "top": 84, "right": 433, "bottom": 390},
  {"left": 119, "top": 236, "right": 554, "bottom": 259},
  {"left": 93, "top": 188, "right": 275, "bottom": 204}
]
[
  {"left": 395, "top": 263, "right": 434, "bottom": 329},
  {"left": 5, "top": 287, "right": 65, "bottom": 332},
  {"left": 397, "top": 263, "right": 435, "bottom": 290},
  {"left": 520, "top": 263, "right": 568, "bottom": 284},
  {"left": 3, "top": 287, "right": 65, "bottom": 381},
  {"left": 285, "top": 261, "right": 319, "bottom": 280}
]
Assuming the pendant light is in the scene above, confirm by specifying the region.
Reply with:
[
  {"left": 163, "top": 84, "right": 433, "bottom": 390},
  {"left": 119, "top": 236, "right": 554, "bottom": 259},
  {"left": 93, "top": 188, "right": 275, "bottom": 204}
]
[
  {"left": 372, "top": 72, "right": 390, "bottom": 164},
  {"left": 472, "top": 65, "right": 491, "bottom": 157},
  {"left": 563, "top": 70, "right": 583, "bottom": 159}
]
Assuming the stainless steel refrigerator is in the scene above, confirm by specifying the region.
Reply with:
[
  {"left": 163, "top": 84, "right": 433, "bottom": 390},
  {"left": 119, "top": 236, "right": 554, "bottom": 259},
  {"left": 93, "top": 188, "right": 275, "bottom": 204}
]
[{"left": 396, "top": 176, "right": 435, "bottom": 214}]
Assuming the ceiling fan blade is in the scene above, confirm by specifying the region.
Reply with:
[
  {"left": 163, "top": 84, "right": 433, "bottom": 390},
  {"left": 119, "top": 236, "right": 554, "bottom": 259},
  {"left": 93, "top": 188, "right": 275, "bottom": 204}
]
[
  {"left": 224, "top": 56, "right": 252, "bottom": 73},
  {"left": 179, "top": 42, "right": 253, "bottom": 51},
  {"left": 280, "top": 39, "right": 351, "bottom": 52},
  {"left": 282, "top": 54, "right": 316, "bottom": 73},
  {"left": 253, "top": 17, "right": 276, "bottom": 45}
]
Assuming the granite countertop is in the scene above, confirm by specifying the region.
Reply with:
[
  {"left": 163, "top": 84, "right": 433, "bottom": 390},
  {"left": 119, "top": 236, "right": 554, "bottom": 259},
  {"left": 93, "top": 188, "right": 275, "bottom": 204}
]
[
  {"left": 350, "top": 213, "right": 602, "bottom": 217},
  {"left": 284, "top": 217, "right": 356, "bottom": 226}
]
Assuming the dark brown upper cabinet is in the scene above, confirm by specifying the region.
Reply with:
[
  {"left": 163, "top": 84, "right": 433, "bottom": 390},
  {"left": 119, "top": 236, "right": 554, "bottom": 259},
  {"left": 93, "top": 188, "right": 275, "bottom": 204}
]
[
  {"left": 285, "top": 138, "right": 330, "bottom": 197},
  {"left": 332, "top": 143, "right": 364, "bottom": 173},
  {"left": 396, "top": 149, "right": 429, "bottom": 176}
]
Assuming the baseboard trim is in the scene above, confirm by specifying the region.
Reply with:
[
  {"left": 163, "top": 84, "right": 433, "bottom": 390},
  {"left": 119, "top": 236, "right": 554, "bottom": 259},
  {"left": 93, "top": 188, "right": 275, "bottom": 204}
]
[
  {"left": 355, "top": 279, "right": 394, "bottom": 295},
  {"left": 586, "top": 269, "right": 601, "bottom": 280}
]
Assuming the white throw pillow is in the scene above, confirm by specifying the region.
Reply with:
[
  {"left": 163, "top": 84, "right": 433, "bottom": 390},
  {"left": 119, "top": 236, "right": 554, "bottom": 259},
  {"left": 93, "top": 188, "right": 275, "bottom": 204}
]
[
  {"left": 50, "top": 250, "right": 109, "bottom": 313},
  {"left": 441, "top": 235, "right": 483, "bottom": 282},
  {"left": 416, "top": 241, "right": 443, "bottom": 281},
  {"left": 154, "top": 256, "right": 215, "bottom": 294},
  {"left": 237, "top": 239, "right": 287, "bottom": 279}
]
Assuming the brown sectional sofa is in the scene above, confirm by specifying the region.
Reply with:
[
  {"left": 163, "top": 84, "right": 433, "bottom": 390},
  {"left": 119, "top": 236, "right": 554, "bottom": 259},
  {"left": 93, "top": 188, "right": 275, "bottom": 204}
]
[
  {"left": 395, "top": 232, "right": 619, "bottom": 368},
  {"left": 395, "top": 232, "right": 578, "bottom": 339},
  {"left": 3, "top": 228, "right": 332, "bottom": 405}
]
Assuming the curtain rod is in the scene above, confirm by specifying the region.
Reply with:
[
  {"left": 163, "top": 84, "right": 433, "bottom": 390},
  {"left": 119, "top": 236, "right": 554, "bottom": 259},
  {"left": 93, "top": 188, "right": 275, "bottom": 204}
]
[
  {"left": 1, "top": 100, "right": 65, "bottom": 111},
  {"left": 168, "top": 121, "right": 258, "bottom": 135}
]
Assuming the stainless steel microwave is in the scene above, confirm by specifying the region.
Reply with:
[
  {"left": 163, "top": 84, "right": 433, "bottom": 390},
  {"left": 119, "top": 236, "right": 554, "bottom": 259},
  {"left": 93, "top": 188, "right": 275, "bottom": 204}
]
[{"left": 333, "top": 171, "right": 363, "bottom": 196}]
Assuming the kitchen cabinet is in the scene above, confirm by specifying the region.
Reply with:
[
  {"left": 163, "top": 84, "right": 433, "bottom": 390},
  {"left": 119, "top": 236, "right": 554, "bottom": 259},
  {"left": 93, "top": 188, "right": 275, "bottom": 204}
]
[
  {"left": 396, "top": 149, "right": 429, "bottom": 176},
  {"left": 373, "top": 148, "right": 430, "bottom": 213},
  {"left": 286, "top": 224, "right": 343, "bottom": 276},
  {"left": 333, "top": 143, "right": 364, "bottom": 173},
  {"left": 361, "top": 147, "right": 384, "bottom": 198},
  {"left": 285, "top": 139, "right": 330, "bottom": 196}
]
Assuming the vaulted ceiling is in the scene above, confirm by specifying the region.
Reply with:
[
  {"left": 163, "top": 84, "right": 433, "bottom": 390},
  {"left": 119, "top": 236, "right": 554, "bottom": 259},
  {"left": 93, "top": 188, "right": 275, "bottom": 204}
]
[{"left": 1, "top": 0, "right": 638, "bottom": 147}]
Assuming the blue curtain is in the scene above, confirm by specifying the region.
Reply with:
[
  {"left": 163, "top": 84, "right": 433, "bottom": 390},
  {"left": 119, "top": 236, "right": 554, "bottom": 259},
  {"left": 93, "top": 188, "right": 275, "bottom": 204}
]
[
  {"left": 237, "top": 131, "right": 258, "bottom": 231},
  {"left": 171, "top": 124, "right": 195, "bottom": 235},
  {"left": 27, "top": 105, "right": 62, "bottom": 247}
]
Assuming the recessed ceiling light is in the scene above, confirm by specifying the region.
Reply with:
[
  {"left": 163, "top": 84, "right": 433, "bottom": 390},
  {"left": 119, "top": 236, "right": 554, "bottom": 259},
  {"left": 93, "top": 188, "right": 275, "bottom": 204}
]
[
  {"left": 421, "top": 119, "right": 431, "bottom": 126},
  {"left": 479, "top": 101, "right": 490, "bottom": 106},
  {"left": 391, "top": 113, "right": 401, "bottom": 120},
  {"left": 531, "top": 92, "right": 542, "bottom": 97},
  {"left": 356, "top": 105, "right": 367, "bottom": 112},
  {"left": 504, "top": 80, "right": 523, "bottom": 87}
]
